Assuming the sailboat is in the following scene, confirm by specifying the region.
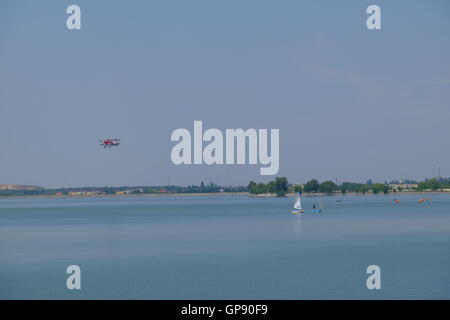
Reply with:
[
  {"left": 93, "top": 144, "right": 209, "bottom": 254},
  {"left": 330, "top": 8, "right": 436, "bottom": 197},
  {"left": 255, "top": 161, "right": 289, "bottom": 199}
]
[
  {"left": 291, "top": 192, "right": 304, "bottom": 214},
  {"left": 312, "top": 201, "right": 322, "bottom": 213}
]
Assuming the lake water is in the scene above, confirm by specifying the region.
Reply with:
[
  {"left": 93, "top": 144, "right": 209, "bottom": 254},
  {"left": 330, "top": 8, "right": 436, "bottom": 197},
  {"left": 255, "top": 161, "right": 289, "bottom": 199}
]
[{"left": 0, "top": 193, "right": 449, "bottom": 299}]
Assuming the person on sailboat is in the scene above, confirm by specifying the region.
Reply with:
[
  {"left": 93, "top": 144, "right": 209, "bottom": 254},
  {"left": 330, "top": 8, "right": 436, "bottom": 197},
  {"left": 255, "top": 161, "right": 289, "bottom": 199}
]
[{"left": 312, "top": 201, "right": 322, "bottom": 213}]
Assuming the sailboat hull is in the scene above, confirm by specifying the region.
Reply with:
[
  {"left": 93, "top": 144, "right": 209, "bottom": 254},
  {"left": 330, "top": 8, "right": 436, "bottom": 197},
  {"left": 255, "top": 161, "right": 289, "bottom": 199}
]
[
  {"left": 291, "top": 210, "right": 304, "bottom": 214},
  {"left": 312, "top": 209, "right": 322, "bottom": 213}
]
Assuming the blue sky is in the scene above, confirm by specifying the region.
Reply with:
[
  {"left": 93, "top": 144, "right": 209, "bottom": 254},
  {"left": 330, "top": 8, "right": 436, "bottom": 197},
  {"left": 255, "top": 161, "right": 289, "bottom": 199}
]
[{"left": 1, "top": 0, "right": 449, "bottom": 187}]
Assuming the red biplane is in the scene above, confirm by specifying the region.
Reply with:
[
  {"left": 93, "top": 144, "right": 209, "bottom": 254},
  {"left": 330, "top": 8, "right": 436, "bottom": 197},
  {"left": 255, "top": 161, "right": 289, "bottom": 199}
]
[{"left": 99, "top": 139, "right": 120, "bottom": 148}]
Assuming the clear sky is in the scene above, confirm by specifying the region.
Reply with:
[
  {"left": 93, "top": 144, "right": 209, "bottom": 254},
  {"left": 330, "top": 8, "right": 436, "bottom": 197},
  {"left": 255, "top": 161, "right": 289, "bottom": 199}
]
[{"left": 1, "top": 0, "right": 449, "bottom": 188}]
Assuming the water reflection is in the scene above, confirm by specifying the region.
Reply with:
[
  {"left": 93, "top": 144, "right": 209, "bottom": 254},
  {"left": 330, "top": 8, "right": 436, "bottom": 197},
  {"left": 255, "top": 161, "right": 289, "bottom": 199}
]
[{"left": 293, "top": 213, "right": 303, "bottom": 234}]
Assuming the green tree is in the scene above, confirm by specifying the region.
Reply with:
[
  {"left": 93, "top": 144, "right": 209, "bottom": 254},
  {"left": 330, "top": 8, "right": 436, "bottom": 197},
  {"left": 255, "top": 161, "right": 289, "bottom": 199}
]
[
  {"left": 303, "top": 179, "right": 320, "bottom": 193},
  {"left": 267, "top": 180, "right": 277, "bottom": 194},
  {"left": 247, "top": 181, "right": 257, "bottom": 194},
  {"left": 255, "top": 183, "right": 267, "bottom": 194},
  {"left": 273, "top": 177, "right": 289, "bottom": 197},
  {"left": 371, "top": 183, "right": 385, "bottom": 194},
  {"left": 417, "top": 181, "right": 427, "bottom": 191},
  {"left": 293, "top": 185, "right": 303, "bottom": 194},
  {"left": 319, "top": 181, "right": 337, "bottom": 194}
]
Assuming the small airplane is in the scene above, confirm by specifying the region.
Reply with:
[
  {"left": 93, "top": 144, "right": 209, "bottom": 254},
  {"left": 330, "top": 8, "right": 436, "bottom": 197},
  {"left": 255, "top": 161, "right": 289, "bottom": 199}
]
[{"left": 99, "top": 139, "right": 120, "bottom": 148}]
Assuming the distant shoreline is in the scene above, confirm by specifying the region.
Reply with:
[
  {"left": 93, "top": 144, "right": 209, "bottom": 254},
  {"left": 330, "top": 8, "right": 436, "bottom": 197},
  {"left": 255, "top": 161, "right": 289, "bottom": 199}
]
[{"left": 0, "top": 191, "right": 449, "bottom": 200}]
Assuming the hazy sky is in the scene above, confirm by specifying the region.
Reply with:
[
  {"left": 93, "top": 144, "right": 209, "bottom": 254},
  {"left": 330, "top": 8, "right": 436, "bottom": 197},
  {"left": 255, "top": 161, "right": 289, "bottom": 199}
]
[{"left": 1, "top": 0, "right": 449, "bottom": 188}]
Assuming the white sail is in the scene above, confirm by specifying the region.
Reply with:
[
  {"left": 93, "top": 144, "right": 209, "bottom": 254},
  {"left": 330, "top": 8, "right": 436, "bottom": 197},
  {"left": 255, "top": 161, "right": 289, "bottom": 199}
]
[{"left": 293, "top": 193, "right": 302, "bottom": 210}]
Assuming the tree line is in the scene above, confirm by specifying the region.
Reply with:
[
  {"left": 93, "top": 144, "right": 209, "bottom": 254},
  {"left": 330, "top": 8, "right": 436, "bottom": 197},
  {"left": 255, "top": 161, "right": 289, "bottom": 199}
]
[
  {"left": 417, "top": 178, "right": 450, "bottom": 191},
  {"left": 247, "top": 177, "right": 289, "bottom": 197},
  {"left": 247, "top": 178, "right": 401, "bottom": 196}
]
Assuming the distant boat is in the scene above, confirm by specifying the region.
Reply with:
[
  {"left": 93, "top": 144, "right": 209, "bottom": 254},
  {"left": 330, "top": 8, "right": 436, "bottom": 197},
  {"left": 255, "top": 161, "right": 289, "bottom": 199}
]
[
  {"left": 291, "top": 193, "right": 304, "bottom": 214},
  {"left": 418, "top": 198, "right": 430, "bottom": 203},
  {"left": 393, "top": 199, "right": 400, "bottom": 204},
  {"left": 312, "top": 201, "right": 322, "bottom": 213}
]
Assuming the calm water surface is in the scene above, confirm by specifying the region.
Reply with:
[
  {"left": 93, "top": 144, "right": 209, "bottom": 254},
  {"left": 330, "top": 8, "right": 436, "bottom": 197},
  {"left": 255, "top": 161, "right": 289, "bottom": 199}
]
[{"left": 0, "top": 194, "right": 449, "bottom": 299}]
